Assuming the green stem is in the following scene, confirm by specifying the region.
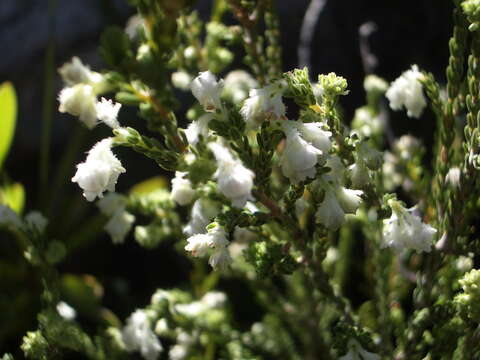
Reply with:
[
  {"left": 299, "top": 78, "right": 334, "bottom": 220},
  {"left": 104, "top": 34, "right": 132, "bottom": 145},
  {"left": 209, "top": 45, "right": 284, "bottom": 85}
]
[{"left": 39, "top": 0, "right": 57, "bottom": 209}]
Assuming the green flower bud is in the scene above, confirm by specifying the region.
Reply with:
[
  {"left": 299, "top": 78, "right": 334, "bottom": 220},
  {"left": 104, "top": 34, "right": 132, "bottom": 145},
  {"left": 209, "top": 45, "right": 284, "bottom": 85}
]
[
  {"left": 455, "top": 269, "right": 480, "bottom": 321},
  {"left": 21, "top": 331, "right": 49, "bottom": 360}
]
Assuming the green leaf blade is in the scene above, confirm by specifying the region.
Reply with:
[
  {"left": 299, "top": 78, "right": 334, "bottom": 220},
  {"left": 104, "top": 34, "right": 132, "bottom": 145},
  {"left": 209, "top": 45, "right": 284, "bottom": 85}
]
[{"left": 0, "top": 82, "right": 17, "bottom": 170}]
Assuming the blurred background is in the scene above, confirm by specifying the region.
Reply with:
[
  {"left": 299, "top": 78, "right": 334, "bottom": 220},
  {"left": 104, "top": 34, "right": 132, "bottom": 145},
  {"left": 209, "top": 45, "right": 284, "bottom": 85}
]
[{"left": 0, "top": 0, "right": 452, "bottom": 355}]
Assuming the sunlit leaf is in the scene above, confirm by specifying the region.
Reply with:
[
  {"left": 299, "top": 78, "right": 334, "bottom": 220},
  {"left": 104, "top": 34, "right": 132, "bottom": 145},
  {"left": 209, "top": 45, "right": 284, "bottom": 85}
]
[
  {"left": 0, "top": 82, "right": 17, "bottom": 169},
  {"left": 0, "top": 182, "right": 25, "bottom": 214},
  {"left": 130, "top": 176, "right": 168, "bottom": 194}
]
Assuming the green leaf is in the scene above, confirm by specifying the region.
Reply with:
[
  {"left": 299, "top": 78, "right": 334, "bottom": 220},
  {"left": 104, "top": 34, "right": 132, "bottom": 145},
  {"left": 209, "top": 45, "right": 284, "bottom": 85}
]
[
  {"left": 130, "top": 176, "right": 168, "bottom": 194},
  {"left": 0, "top": 182, "right": 25, "bottom": 214},
  {"left": 0, "top": 82, "right": 17, "bottom": 169}
]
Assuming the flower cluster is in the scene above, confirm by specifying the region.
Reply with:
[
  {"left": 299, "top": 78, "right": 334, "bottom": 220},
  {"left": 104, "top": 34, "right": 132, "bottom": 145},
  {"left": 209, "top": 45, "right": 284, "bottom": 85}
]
[
  {"left": 58, "top": 57, "right": 122, "bottom": 129},
  {"left": 185, "top": 223, "right": 232, "bottom": 270}
]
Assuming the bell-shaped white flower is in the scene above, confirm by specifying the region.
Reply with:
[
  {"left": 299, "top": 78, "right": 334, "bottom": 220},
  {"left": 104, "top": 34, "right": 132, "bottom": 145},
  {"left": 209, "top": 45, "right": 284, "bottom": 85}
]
[
  {"left": 56, "top": 301, "right": 76, "bottom": 321},
  {"left": 184, "top": 114, "right": 214, "bottom": 146},
  {"left": 58, "top": 57, "right": 105, "bottom": 91},
  {"left": 183, "top": 199, "right": 219, "bottom": 236},
  {"left": 386, "top": 65, "right": 426, "bottom": 118},
  {"left": 296, "top": 122, "right": 332, "bottom": 154},
  {"left": 336, "top": 187, "right": 363, "bottom": 214},
  {"left": 209, "top": 143, "right": 255, "bottom": 208},
  {"left": 190, "top": 71, "right": 223, "bottom": 112},
  {"left": 58, "top": 84, "right": 98, "bottom": 129},
  {"left": 325, "top": 155, "right": 346, "bottom": 183},
  {"left": 185, "top": 223, "right": 232, "bottom": 270},
  {"left": 351, "top": 107, "right": 383, "bottom": 139},
  {"left": 382, "top": 199, "right": 437, "bottom": 252},
  {"left": 185, "top": 233, "right": 211, "bottom": 257},
  {"left": 72, "top": 138, "right": 126, "bottom": 201},
  {"left": 97, "top": 193, "right": 128, "bottom": 216},
  {"left": 171, "top": 172, "right": 195, "bottom": 206},
  {"left": 169, "top": 345, "right": 188, "bottom": 360},
  {"left": 240, "top": 84, "right": 285, "bottom": 129},
  {"left": 339, "top": 339, "right": 380, "bottom": 360},
  {"left": 315, "top": 190, "right": 345, "bottom": 230},
  {"left": 280, "top": 122, "right": 322, "bottom": 184},
  {"left": 445, "top": 167, "right": 461, "bottom": 189},
  {"left": 95, "top": 97, "right": 122, "bottom": 129},
  {"left": 349, "top": 160, "right": 371, "bottom": 188},
  {"left": 104, "top": 209, "right": 135, "bottom": 244},
  {"left": 122, "top": 310, "right": 163, "bottom": 360},
  {"left": 208, "top": 246, "right": 232, "bottom": 270},
  {"left": 171, "top": 71, "right": 192, "bottom": 90},
  {"left": 97, "top": 193, "right": 134, "bottom": 244},
  {"left": 223, "top": 70, "right": 258, "bottom": 103}
]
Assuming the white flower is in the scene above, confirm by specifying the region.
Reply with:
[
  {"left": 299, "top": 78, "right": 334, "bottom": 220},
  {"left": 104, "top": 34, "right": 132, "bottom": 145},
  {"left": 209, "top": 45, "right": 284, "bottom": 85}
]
[
  {"left": 183, "top": 199, "right": 219, "bottom": 236},
  {"left": 56, "top": 301, "right": 76, "bottom": 321},
  {"left": 122, "top": 310, "right": 163, "bottom": 360},
  {"left": 386, "top": 65, "right": 427, "bottom": 118},
  {"left": 184, "top": 114, "right": 214, "bottom": 146},
  {"left": 363, "top": 74, "right": 388, "bottom": 94},
  {"left": 208, "top": 246, "right": 232, "bottom": 270},
  {"left": 58, "top": 57, "right": 105, "bottom": 90},
  {"left": 171, "top": 71, "right": 192, "bottom": 90},
  {"left": 24, "top": 211, "right": 48, "bottom": 234},
  {"left": 315, "top": 190, "right": 345, "bottom": 230},
  {"left": 394, "top": 135, "right": 421, "bottom": 160},
  {"left": 351, "top": 107, "right": 383, "bottom": 139},
  {"left": 0, "top": 205, "right": 23, "bottom": 229},
  {"left": 58, "top": 84, "right": 98, "bottom": 129},
  {"left": 339, "top": 339, "right": 380, "bottom": 360},
  {"left": 325, "top": 155, "right": 346, "bottom": 182},
  {"left": 296, "top": 122, "right": 332, "bottom": 154},
  {"left": 223, "top": 70, "right": 258, "bottom": 103},
  {"left": 185, "top": 223, "right": 232, "bottom": 270},
  {"left": 201, "top": 291, "right": 227, "bottom": 308},
  {"left": 445, "top": 167, "right": 461, "bottom": 189},
  {"left": 209, "top": 142, "right": 255, "bottom": 208},
  {"left": 240, "top": 84, "right": 285, "bottom": 129},
  {"left": 95, "top": 97, "right": 122, "bottom": 129},
  {"left": 97, "top": 193, "right": 128, "bottom": 216},
  {"left": 190, "top": 71, "right": 223, "bottom": 112},
  {"left": 97, "top": 194, "right": 135, "bottom": 244},
  {"left": 104, "top": 209, "right": 135, "bottom": 244},
  {"left": 171, "top": 172, "right": 195, "bottom": 205},
  {"left": 382, "top": 200, "right": 437, "bottom": 252},
  {"left": 154, "top": 319, "right": 169, "bottom": 335},
  {"left": 349, "top": 160, "right": 371, "bottom": 188},
  {"left": 336, "top": 187, "right": 363, "bottom": 214},
  {"left": 185, "top": 224, "right": 229, "bottom": 257},
  {"left": 72, "top": 138, "right": 126, "bottom": 201},
  {"left": 280, "top": 121, "right": 322, "bottom": 184},
  {"left": 169, "top": 345, "right": 188, "bottom": 360},
  {"left": 185, "top": 233, "right": 211, "bottom": 257},
  {"left": 125, "top": 14, "right": 145, "bottom": 39},
  {"left": 174, "top": 302, "right": 205, "bottom": 317}
]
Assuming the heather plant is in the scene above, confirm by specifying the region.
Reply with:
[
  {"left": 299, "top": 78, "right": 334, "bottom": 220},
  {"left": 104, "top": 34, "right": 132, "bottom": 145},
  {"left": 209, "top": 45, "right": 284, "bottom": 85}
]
[{"left": 3, "top": 0, "right": 480, "bottom": 359}]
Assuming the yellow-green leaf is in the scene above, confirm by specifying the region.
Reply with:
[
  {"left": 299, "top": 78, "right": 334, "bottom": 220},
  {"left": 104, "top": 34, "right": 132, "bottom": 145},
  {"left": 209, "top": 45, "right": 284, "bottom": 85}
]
[
  {"left": 129, "top": 176, "right": 168, "bottom": 194},
  {"left": 0, "top": 182, "right": 25, "bottom": 214},
  {"left": 0, "top": 82, "right": 17, "bottom": 169}
]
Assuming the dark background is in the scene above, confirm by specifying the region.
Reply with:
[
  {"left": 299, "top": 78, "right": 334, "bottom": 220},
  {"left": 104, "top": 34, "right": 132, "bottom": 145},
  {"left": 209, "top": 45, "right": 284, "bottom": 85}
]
[{"left": 0, "top": 0, "right": 452, "bottom": 354}]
